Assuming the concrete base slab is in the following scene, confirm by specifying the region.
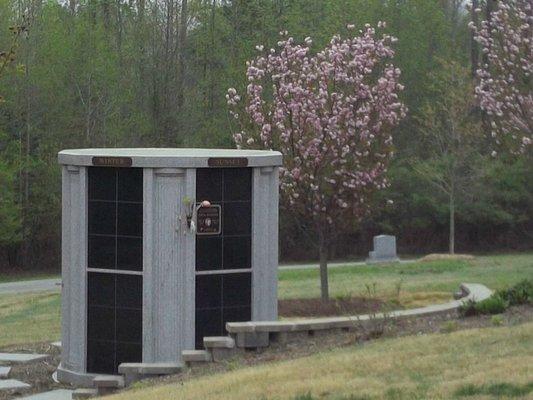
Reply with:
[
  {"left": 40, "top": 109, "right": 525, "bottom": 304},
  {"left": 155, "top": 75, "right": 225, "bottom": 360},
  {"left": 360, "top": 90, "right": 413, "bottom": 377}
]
[
  {"left": 51, "top": 341, "right": 62, "bottom": 349},
  {"left": 56, "top": 364, "right": 99, "bottom": 387},
  {"left": 0, "top": 366, "right": 11, "bottom": 378},
  {"left": 0, "top": 353, "right": 48, "bottom": 364},
  {"left": 0, "top": 379, "right": 31, "bottom": 391},
  {"left": 18, "top": 389, "right": 73, "bottom": 399}
]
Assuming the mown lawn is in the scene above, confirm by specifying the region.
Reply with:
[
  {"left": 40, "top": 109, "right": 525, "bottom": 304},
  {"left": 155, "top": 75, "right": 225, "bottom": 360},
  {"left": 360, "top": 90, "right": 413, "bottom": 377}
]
[
  {"left": 0, "top": 272, "right": 59, "bottom": 284},
  {"left": 0, "top": 253, "right": 531, "bottom": 348},
  {"left": 279, "top": 253, "right": 533, "bottom": 308},
  {"left": 106, "top": 322, "right": 533, "bottom": 400},
  {"left": 0, "top": 291, "right": 61, "bottom": 347}
]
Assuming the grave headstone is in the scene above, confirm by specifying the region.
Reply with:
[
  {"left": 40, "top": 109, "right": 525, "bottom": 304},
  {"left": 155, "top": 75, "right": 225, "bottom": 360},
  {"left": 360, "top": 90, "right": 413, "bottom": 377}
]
[{"left": 366, "top": 235, "right": 400, "bottom": 264}]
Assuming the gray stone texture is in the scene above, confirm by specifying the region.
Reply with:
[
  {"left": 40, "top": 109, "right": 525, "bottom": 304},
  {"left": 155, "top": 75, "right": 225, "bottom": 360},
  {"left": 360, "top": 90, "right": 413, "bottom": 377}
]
[
  {"left": 0, "top": 366, "right": 11, "bottom": 378},
  {"left": 59, "top": 150, "right": 281, "bottom": 385},
  {"left": 0, "top": 353, "right": 48, "bottom": 364},
  {"left": 367, "top": 235, "right": 400, "bottom": 264},
  {"left": 0, "top": 379, "right": 31, "bottom": 391},
  {"left": 18, "top": 389, "right": 74, "bottom": 400}
]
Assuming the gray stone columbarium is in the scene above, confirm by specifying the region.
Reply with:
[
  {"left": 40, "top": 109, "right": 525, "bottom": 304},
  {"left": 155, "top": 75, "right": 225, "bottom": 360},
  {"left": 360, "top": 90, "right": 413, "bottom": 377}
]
[
  {"left": 366, "top": 234, "right": 400, "bottom": 264},
  {"left": 57, "top": 148, "right": 282, "bottom": 386}
]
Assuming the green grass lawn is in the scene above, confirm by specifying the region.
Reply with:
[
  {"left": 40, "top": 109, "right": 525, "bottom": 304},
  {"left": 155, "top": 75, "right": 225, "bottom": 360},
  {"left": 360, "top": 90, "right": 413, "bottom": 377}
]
[
  {"left": 279, "top": 253, "right": 533, "bottom": 308},
  {"left": 0, "top": 253, "right": 531, "bottom": 348},
  {"left": 0, "top": 291, "right": 61, "bottom": 347},
  {"left": 106, "top": 322, "right": 533, "bottom": 400},
  {"left": 0, "top": 271, "right": 59, "bottom": 283}
]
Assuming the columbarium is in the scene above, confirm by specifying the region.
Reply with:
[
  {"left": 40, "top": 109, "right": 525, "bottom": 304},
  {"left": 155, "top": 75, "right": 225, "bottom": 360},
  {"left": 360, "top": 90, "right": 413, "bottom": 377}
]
[{"left": 57, "top": 148, "right": 281, "bottom": 385}]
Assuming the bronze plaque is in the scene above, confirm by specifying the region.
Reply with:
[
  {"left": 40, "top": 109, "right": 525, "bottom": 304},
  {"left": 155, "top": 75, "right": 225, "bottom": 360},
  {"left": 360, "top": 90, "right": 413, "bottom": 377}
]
[
  {"left": 92, "top": 156, "right": 132, "bottom": 167},
  {"left": 197, "top": 204, "right": 222, "bottom": 235},
  {"left": 208, "top": 157, "right": 248, "bottom": 168}
]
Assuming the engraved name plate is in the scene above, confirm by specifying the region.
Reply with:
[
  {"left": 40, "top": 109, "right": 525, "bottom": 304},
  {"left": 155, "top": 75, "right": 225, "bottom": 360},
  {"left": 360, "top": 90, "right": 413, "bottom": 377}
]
[
  {"left": 196, "top": 205, "right": 222, "bottom": 235},
  {"left": 208, "top": 157, "right": 248, "bottom": 167},
  {"left": 92, "top": 156, "right": 133, "bottom": 167}
]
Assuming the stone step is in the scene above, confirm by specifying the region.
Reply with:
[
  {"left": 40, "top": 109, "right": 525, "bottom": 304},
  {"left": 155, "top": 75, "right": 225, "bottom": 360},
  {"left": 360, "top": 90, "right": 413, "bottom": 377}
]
[
  {"left": 19, "top": 389, "right": 73, "bottom": 399},
  {"left": 182, "top": 350, "right": 212, "bottom": 363},
  {"left": 118, "top": 362, "right": 182, "bottom": 375},
  {"left": 0, "top": 353, "right": 49, "bottom": 364},
  {"left": 203, "top": 336, "right": 235, "bottom": 349},
  {"left": 0, "top": 379, "right": 31, "bottom": 391},
  {"left": 93, "top": 375, "right": 125, "bottom": 397},
  {"left": 72, "top": 388, "right": 98, "bottom": 399},
  {"left": 0, "top": 366, "right": 11, "bottom": 378},
  {"left": 92, "top": 374, "right": 125, "bottom": 388}
]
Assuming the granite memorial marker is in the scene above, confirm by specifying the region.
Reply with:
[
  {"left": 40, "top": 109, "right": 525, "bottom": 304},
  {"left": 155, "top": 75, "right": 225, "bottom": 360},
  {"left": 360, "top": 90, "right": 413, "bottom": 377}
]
[{"left": 57, "top": 148, "right": 281, "bottom": 385}]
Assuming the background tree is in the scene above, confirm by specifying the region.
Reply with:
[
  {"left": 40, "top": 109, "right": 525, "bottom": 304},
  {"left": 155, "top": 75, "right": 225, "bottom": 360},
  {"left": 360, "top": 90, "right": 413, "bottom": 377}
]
[
  {"left": 413, "top": 60, "right": 484, "bottom": 254},
  {"left": 470, "top": 0, "right": 532, "bottom": 155},
  {"left": 227, "top": 25, "right": 406, "bottom": 300}
]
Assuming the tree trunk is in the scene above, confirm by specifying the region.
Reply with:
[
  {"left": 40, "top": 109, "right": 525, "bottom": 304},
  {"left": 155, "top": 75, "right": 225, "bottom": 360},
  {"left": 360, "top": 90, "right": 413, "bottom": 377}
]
[
  {"left": 449, "top": 188, "right": 455, "bottom": 255},
  {"left": 470, "top": 0, "right": 479, "bottom": 77},
  {"left": 318, "top": 228, "right": 329, "bottom": 301},
  {"left": 176, "top": 0, "right": 188, "bottom": 113}
]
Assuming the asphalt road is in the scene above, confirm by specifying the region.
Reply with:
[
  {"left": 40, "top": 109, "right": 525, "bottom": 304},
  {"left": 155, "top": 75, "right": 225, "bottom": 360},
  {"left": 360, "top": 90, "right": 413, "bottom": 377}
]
[{"left": 0, "top": 259, "right": 415, "bottom": 295}]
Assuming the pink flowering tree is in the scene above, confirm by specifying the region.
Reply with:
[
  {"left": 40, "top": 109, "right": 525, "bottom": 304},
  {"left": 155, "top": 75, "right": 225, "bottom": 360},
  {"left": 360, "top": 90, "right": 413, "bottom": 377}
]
[
  {"left": 227, "top": 24, "right": 406, "bottom": 300},
  {"left": 470, "top": 0, "right": 532, "bottom": 155}
]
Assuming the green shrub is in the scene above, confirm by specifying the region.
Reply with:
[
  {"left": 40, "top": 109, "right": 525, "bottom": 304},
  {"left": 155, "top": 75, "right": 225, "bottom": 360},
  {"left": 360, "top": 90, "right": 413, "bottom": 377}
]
[
  {"left": 497, "top": 279, "right": 533, "bottom": 306},
  {"left": 459, "top": 295, "right": 508, "bottom": 317},
  {"left": 491, "top": 315, "right": 504, "bottom": 326}
]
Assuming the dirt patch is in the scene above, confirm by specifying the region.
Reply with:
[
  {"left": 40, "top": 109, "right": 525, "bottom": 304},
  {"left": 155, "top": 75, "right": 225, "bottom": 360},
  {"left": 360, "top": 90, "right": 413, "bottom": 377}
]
[
  {"left": 279, "top": 297, "right": 386, "bottom": 318},
  {"left": 419, "top": 253, "right": 475, "bottom": 262}
]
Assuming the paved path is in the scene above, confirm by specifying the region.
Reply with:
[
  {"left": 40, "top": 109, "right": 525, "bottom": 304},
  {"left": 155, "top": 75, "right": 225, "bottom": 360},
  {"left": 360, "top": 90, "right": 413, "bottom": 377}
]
[
  {"left": 0, "top": 279, "right": 61, "bottom": 295},
  {"left": 0, "top": 259, "right": 417, "bottom": 295},
  {"left": 279, "top": 259, "right": 416, "bottom": 270}
]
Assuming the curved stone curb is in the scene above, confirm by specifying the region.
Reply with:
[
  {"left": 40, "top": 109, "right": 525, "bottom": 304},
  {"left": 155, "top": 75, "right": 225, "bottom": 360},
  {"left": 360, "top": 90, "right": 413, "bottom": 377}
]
[{"left": 226, "top": 283, "right": 493, "bottom": 334}]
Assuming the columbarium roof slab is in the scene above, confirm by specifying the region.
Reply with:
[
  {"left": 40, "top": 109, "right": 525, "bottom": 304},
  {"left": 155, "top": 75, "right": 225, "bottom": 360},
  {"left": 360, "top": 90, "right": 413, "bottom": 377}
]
[{"left": 58, "top": 148, "right": 282, "bottom": 168}]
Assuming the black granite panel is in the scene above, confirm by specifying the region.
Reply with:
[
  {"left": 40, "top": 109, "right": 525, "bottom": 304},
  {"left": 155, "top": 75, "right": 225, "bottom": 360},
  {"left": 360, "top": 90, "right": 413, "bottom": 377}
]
[
  {"left": 89, "top": 168, "right": 116, "bottom": 201},
  {"left": 88, "top": 235, "right": 116, "bottom": 269},
  {"left": 116, "top": 274, "right": 142, "bottom": 309},
  {"left": 223, "top": 168, "right": 251, "bottom": 201},
  {"left": 87, "top": 340, "right": 115, "bottom": 374},
  {"left": 117, "top": 168, "right": 143, "bottom": 202},
  {"left": 222, "top": 273, "right": 251, "bottom": 307},
  {"left": 116, "top": 237, "right": 142, "bottom": 271},
  {"left": 195, "top": 308, "right": 222, "bottom": 349},
  {"left": 196, "top": 168, "right": 223, "bottom": 202},
  {"left": 88, "top": 272, "right": 115, "bottom": 307},
  {"left": 196, "top": 237, "right": 222, "bottom": 271},
  {"left": 223, "top": 202, "right": 251, "bottom": 236},
  {"left": 88, "top": 201, "right": 116, "bottom": 235},
  {"left": 223, "top": 236, "right": 251, "bottom": 269},
  {"left": 195, "top": 275, "right": 222, "bottom": 310}
]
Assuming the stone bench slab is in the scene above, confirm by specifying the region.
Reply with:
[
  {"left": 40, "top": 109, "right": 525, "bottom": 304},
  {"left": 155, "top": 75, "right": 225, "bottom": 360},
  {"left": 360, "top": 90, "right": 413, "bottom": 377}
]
[
  {"left": 118, "top": 362, "right": 182, "bottom": 375},
  {"left": 182, "top": 350, "right": 212, "bottom": 363},
  {"left": 203, "top": 336, "right": 235, "bottom": 349},
  {"left": 226, "top": 283, "right": 492, "bottom": 335}
]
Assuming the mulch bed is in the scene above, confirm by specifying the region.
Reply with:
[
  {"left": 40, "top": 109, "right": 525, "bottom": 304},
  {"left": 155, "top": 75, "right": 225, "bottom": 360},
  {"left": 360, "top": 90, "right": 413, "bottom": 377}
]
[
  {"left": 1, "top": 304, "right": 531, "bottom": 400},
  {"left": 279, "top": 297, "right": 386, "bottom": 318}
]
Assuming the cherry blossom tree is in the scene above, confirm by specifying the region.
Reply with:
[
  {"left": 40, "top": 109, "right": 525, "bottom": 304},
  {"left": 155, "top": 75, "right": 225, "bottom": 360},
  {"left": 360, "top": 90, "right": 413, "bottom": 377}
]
[
  {"left": 227, "top": 24, "right": 406, "bottom": 300},
  {"left": 470, "top": 0, "right": 532, "bottom": 155}
]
